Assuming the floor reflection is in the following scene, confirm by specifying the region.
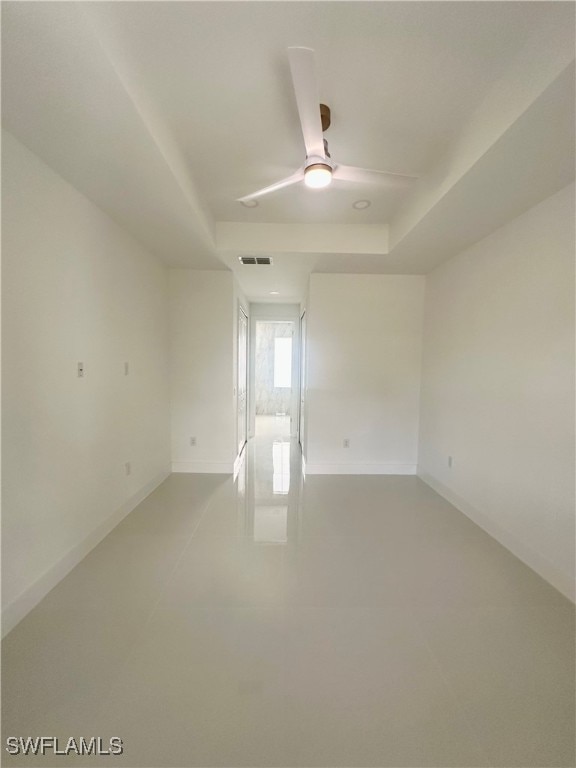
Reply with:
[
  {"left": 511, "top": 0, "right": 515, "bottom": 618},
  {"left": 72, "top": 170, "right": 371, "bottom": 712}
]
[
  {"left": 272, "top": 441, "right": 290, "bottom": 495},
  {"left": 237, "top": 415, "right": 303, "bottom": 546}
]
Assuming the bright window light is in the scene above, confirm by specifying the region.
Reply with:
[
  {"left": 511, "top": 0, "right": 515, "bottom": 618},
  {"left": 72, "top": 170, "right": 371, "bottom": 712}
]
[{"left": 274, "top": 337, "right": 292, "bottom": 388}]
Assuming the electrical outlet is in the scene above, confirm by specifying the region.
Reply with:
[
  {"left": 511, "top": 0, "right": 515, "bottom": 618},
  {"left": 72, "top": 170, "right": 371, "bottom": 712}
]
[
  {"left": 343, "top": 438, "right": 350, "bottom": 448},
  {"left": 124, "top": 362, "right": 129, "bottom": 376},
  {"left": 190, "top": 436, "right": 197, "bottom": 447},
  {"left": 125, "top": 462, "right": 131, "bottom": 476},
  {"left": 448, "top": 456, "right": 453, "bottom": 468},
  {"left": 77, "top": 362, "right": 84, "bottom": 378}
]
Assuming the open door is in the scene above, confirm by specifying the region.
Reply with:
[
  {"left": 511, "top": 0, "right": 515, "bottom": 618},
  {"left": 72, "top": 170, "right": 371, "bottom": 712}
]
[
  {"left": 298, "top": 310, "right": 306, "bottom": 450},
  {"left": 237, "top": 305, "right": 248, "bottom": 455}
]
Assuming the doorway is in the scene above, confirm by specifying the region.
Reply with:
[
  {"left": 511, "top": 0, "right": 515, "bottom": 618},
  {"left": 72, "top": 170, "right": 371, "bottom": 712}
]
[
  {"left": 248, "top": 304, "right": 300, "bottom": 441},
  {"left": 254, "top": 320, "right": 294, "bottom": 439}
]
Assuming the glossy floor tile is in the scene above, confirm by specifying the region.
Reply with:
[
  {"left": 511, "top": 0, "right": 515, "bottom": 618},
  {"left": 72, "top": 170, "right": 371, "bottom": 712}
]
[{"left": 2, "top": 418, "right": 575, "bottom": 766}]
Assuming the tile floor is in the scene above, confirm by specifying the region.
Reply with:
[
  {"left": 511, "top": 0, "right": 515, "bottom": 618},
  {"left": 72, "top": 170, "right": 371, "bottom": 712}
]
[{"left": 2, "top": 418, "right": 575, "bottom": 767}]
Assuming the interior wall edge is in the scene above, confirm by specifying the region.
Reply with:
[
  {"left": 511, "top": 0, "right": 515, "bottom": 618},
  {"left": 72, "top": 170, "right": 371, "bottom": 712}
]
[
  {"left": 1, "top": 467, "right": 171, "bottom": 638},
  {"left": 418, "top": 470, "right": 575, "bottom": 603}
]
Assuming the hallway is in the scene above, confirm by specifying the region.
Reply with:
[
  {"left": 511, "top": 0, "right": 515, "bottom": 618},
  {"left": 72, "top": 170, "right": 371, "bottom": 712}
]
[{"left": 2, "top": 428, "right": 574, "bottom": 767}]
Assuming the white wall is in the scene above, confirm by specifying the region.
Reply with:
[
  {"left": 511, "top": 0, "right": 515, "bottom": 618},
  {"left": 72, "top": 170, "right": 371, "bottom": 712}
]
[
  {"left": 169, "top": 270, "right": 236, "bottom": 473},
  {"left": 305, "top": 274, "right": 425, "bottom": 474},
  {"left": 2, "top": 131, "right": 171, "bottom": 634},
  {"left": 418, "top": 183, "right": 575, "bottom": 600}
]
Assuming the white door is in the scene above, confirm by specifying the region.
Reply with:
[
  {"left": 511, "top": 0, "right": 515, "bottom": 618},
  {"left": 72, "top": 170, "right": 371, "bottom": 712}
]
[
  {"left": 298, "top": 311, "right": 306, "bottom": 449},
  {"left": 237, "top": 306, "right": 248, "bottom": 455}
]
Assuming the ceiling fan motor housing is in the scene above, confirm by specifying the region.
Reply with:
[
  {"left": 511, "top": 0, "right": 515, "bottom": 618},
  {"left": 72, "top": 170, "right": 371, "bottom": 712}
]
[{"left": 304, "top": 157, "right": 333, "bottom": 172}]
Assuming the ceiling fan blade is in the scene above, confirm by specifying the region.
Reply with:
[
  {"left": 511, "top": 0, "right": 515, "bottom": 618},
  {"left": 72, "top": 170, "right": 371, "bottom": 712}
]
[
  {"left": 237, "top": 169, "right": 304, "bottom": 202},
  {"left": 288, "top": 47, "right": 326, "bottom": 160},
  {"left": 333, "top": 164, "right": 419, "bottom": 187}
]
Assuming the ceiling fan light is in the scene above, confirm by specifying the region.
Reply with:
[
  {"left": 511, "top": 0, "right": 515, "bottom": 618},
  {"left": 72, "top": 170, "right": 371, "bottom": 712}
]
[{"left": 304, "top": 163, "right": 332, "bottom": 189}]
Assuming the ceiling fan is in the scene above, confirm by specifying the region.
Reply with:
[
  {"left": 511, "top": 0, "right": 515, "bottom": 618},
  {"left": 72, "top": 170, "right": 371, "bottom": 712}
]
[{"left": 237, "top": 47, "right": 419, "bottom": 204}]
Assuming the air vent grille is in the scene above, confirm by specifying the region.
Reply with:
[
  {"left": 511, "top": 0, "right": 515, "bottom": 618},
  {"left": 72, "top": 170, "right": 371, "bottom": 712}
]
[{"left": 238, "top": 256, "right": 272, "bottom": 266}]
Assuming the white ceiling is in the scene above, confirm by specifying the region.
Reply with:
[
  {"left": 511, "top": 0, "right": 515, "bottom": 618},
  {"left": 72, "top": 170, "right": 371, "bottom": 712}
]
[
  {"left": 84, "top": 1, "right": 547, "bottom": 223},
  {"left": 2, "top": 1, "right": 575, "bottom": 302}
]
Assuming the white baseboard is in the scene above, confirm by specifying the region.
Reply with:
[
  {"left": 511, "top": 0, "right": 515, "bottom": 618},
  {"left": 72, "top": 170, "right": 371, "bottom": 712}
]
[
  {"left": 172, "top": 460, "right": 233, "bottom": 474},
  {"left": 418, "top": 471, "right": 575, "bottom": 603},
  {"left": 1, "top": 468, "right": 171, "bottom": 638},
  {"left": 305, "top": 462, "right": 417, "bottom": 475}
]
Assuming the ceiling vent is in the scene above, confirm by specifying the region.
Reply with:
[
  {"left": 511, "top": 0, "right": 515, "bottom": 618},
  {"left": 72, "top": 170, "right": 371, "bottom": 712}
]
[{"left": 238, "top": 256, "right": 272, "bottom": 265}]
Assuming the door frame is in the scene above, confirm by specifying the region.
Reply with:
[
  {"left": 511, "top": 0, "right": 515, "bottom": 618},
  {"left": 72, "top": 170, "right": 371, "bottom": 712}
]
[
  {"left": 237, "top": 303, "right": 249, "bottom": 456},
  {"left": 248, "top": 303, "right": 301, "bottom": 439},
  {"left": 298, "top": 309, "right": 306, "bottom": 451}
]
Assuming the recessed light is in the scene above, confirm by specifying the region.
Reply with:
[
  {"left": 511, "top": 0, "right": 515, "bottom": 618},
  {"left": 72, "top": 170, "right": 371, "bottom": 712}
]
[
  {"left": 270, "top": 291, "right": 280, "bottom": 295},
  {"left": 240, "top": 199, "right": 259, "bottom": 208},
  {"left": 352, "top": 199, "right": 371, "bottom": 210}
]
